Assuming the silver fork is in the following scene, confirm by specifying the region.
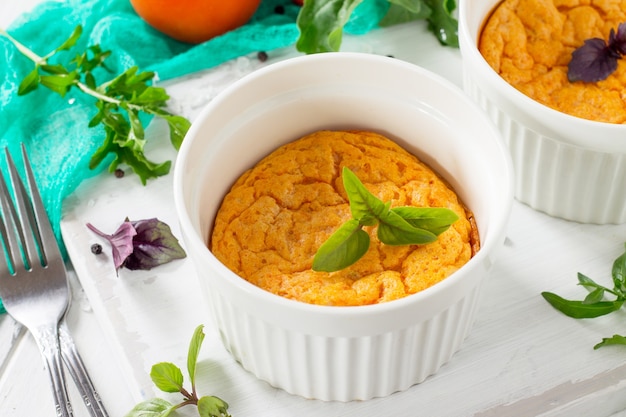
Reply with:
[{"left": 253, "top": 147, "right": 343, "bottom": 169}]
[{"left": 0, "top": 145, "right": 108, "bottom": 417}]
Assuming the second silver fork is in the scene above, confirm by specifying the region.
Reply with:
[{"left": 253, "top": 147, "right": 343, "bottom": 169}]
[{"left": 0, "top": 145, "right": 108, "bottom": 417}]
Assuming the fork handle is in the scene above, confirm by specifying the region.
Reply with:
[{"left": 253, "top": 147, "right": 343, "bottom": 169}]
[
  {"left": 59, "top": 319, "right": 109, "bottom": 417},
  {"left": 32, "top": 324, "right": 73, "bottom": 417}
]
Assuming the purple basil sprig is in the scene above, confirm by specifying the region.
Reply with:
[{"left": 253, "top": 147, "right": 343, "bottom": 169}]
[
  {"left": 87, "top": 218, "right": 186, "bottom": 273},
  {"left": 568, "top": 22, "right": 626, "bottom": 83}
]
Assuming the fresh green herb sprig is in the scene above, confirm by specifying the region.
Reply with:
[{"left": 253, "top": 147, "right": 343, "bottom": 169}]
[
  {"left": 125, "top": 325, "right": 231, "bottom": 417},
  {"left": 296, "top": 0, "right": 459, "bottom": 54},
  {"left": 312, "top": 167, "right": 458, "bottom": 272},
  {"left": 0, "top": 25, "right": 190, "bottom": 184},
  {"left": 542, "top": 242, "right": 626, "bottom": 350}
]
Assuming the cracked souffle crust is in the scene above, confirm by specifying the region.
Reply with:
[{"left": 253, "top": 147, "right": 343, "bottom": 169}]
[
  {"left": 479, "top": 0, "right": 626, "bottom": 123},
  {"left": 209, "top": 130, "right": 479, "bottom": 306}
]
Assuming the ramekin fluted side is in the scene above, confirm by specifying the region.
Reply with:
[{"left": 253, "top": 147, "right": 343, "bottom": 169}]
[
  {"left": 463, "top": 71, "right": 626, "bottom": 224},
  {"left": 207, "top": 284, "right": 482, "bottom": 402}
]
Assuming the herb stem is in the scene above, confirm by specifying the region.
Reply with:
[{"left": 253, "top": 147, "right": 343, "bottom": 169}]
[
  {"left": 75, "top": 81, "right": 121, "bottom": 105},
  {"left": 0, "top": 27, "right": 45, "bottom": 64}
]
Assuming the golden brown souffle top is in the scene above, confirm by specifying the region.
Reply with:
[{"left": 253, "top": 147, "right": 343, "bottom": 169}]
[
  {"left": 479, "top": 0, "right": 626, "bottom": 123},
  {"left": 209, "top": 130, "right": 479, "bottom": 307}
]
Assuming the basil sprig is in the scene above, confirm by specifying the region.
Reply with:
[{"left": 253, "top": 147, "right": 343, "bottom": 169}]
[
  {"left": 125, "top": 325, "right": 231, "bottom": 417},
  {"left": 296, "top": 0, "right": 459, "bottom": 54},
  {"left": 542, "top": 243, "right": 626, "bottom": 350},
  {"left": 312, "top": 167, "right": 459, "bottom": 272}
]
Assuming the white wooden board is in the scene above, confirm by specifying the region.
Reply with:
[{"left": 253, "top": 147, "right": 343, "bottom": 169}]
[{"left": 59, "top": 23, "right": 626, "bottom": 417}]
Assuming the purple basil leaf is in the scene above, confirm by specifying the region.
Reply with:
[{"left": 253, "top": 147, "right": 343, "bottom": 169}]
[
  {"left": 87, "top": 222, "right": 137, "bottom": 271},
  {"left": 568, "top": 37, "right": 619, "bottom": 82},
  {"left": 123, "top": 218, "right": 186, "bottom": 271},
  {"left": 610, "top": 22, "right": 626, "bottom": 55}
]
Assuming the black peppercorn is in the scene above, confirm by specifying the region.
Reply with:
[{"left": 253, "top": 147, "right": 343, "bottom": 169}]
[
  {"left": 91, "top": 243, "right": 103, "bottom": 255},
  {"left": 257, "top": 51, "right": 268, "bottom": 62},
  {"left": 114, "top": 168, "right": 125, "bottom": 178}
]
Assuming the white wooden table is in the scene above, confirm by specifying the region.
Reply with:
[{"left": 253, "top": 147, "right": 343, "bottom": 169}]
[{"left": 2, "top": 2, "right": 626, "bottom": 417}]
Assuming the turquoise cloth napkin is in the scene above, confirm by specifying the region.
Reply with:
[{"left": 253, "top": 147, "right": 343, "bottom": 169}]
[{"left": 0, "top": 0, "right": 387, "bottom": 313}]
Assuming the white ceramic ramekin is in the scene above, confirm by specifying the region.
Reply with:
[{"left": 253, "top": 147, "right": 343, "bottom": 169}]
[
  {"left": 173, "top": 52, "right": 513, "bottom": 401},
  {"left": 459, "top": 0, "right": 626, "bottom": 224}
]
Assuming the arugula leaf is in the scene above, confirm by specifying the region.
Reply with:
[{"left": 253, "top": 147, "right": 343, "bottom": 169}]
[
  {"left": 1, "top": 25, "right": 190, "bottom": 183},
  {"left": 424, "top": 0, "right": 459, "bottom": 47},
  {"left": 379, "top": 0, "right": 431, "bottom": 27}
]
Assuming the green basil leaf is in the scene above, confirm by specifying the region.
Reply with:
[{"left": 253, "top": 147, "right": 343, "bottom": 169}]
[
  {"left": 541, "top": 291, "right": 623, "bottom": 319},
  {"left": 162, "top": 115, "right": 191, "bottom": 150},
  {"left": 17, "top": 68, "right": 40, "bottom": 95},
  {"left": 296, "top": 0, "right": 364, "bottom": 53},
  {"left": 594, "top": 334, "right": 626, "bottom": 350},
  {"left": 150, "top": 362, "right": 184, "bottom": 393},
  {"left": 380, "top": 0, "right": 431, "bottom": 27},
  {"left": 197, "top": 396, "right": 230, "bottom": 417},
  {"left": 377, "top": 209, "right": 437, "bottom": 245},
  {"left": 391, "top": 206, "right": 458, "bottom": 235},
  {"left": 577, "top": 272, "right": 604, "bottom": 291},
  {"left": 583, "top": 287, "right": 605, "bottom": 304},
  {"left": 54, "top": 24, "right": 82, "bottom": 53},
  {"left": 611, "top": 244, "right": 626, "bottom": 294},
  {"left": 124, "top": 398, "right": 175, "bottom": 417},
  {"left": 342, "top": 166, "right": 385, "bottom": 226},
  {"left": 312, "top": 218, "right": 370, "bottom": 272},
  {"left": 187, "top": 325, "right": 205, "bottom": 386},
  {"left": 424, "top": 0, "right": 459, "bottom": 47}
]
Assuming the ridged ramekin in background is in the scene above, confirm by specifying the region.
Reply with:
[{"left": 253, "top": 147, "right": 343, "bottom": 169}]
[
  {"left": 173, "top": 52, "right": 513, "bottom": 401},
  {"left": 459, "top": 0, "right": 626, "bottom": 224}
]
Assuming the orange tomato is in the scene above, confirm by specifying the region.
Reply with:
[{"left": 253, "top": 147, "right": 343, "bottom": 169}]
[{"left": 129, "top": 0, "right": 263, "bottom": 44}]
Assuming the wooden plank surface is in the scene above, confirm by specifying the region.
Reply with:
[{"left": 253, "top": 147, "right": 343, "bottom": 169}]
[
  {"left": 59, "top": 23, "right": 626, "bottom": 417},
  {"left": 1, "top": 1, "right": 626, "bottom": 416}
]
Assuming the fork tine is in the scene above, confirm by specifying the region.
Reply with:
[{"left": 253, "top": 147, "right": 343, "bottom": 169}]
[
  {"left": 0, "top": 161, "right": 26, "bottom": 275},
  {"left": 8, "top": 145, "right": 59, "bottom": 265},
  {"left": 3, "top": 147, "right": 42, "bottom": 272}
]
